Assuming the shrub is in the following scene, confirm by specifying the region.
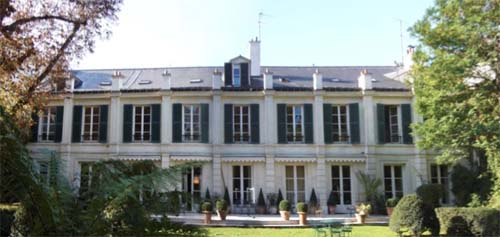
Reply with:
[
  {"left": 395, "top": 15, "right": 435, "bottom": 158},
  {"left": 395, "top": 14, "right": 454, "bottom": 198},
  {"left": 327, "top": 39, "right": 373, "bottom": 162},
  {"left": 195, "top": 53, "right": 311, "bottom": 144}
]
[
  {"left": 296, "top": 202, "right": 308, "bottom": 213},
  {"left": 215, "top": 199, "right": 227, "bottom": 211},
  {"left": 327, "top": 191, "right": 337, "bottom": 206},
  {"left": 279, "top": 200, "right": 290, "bottom": 212},
  {"left": 385, "top": 198, "right": 399, "bottom": 208},
  {"left": 356, "top": 203, "right": 371, "bottom": 215},
  {"left": 201, "top": 202, "right": 212, "bottom": 212},
  {"left": 257, "top": 188, "right": 266, "bottom": 207},
  {"left": 276, "top": 189, "right": 284, "bottom": 211},
  {"left": 389, "top": 194, "right": 425, "bottom": 236},
  {"left": 309, "top": 188, "right": 318, "bottom": 209},
  {"left": 0, "top": 204, "right": 18, "bottom": 237},
  {"left": 435, "top": 207, "right": 500, "bottom": 237},
  {"left": 416, "top": 184, "right": 443, "bottom": 207},
  {"left": 223, "top": 187, "right": 231, "bottom": 206},
  {"left": 204, "top": 188, "right": 211, "bottom": 202}
]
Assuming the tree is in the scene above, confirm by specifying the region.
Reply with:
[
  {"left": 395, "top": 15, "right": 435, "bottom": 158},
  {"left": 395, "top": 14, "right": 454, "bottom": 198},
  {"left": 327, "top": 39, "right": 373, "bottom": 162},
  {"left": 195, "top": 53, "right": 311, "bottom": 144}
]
[
  {"left": 0, "top": 0, "right": 122, "bottom": 136},
  {"left": 410, "top": 0, "right": 500, "bottom": 207}
]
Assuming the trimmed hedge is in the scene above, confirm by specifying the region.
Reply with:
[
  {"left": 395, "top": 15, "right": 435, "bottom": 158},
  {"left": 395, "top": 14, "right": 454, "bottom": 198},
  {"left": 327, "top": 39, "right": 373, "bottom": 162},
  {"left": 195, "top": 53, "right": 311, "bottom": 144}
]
[
  {"left": 389, "top": 194, "right": 425, "bottom": 236},
  {"left": 435, "top": 207, "right": 500, "bottom": 237},
  {"left": 279, "top": 200, "right": 290, "bottom": 211},
  {"left": 215, "top": 199, "right": 227, "bottom": 211},
  {"left": 296, "top": 202, "right": 308, "bottom": 213}
]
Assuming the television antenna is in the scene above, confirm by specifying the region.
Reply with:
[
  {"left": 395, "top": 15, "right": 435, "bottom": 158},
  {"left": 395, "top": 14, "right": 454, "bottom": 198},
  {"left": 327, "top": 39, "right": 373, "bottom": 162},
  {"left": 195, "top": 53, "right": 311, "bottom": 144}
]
[
  {"left": 396, "top": 18, "right": 404, "bottom": 66},
  {"left": 258, "top": 11, "right": 271, "bottom": 40}
]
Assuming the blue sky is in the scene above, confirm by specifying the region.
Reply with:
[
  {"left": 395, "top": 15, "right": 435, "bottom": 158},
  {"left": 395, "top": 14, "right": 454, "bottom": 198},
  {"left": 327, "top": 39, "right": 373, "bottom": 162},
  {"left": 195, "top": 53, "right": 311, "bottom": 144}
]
[{"left": 73, "top": 0, "right": 434, "bottom": 69}]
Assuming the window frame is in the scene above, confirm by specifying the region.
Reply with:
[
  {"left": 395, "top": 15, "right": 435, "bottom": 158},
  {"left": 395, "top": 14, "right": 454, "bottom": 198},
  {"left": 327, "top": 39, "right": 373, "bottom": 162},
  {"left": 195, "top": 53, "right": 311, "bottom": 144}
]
[
  {"left": 81, "top": 106, "right": 100, "bottom": 142},
  {"left": 331, "top": 165, "right": 352, "bottom": 205},
  {"left": 233, "top": 105, "right": 251, "bottom": 143},
  {"left": 285, "top": 165, "right": 306, "bottom": 204},
  {"left": 430, "top": 164, "right": 451, "bottom": 204},
  {"left": 286, "top": 105, "right": 304, "bottom": 143},
  {"left": 331, "top": 105, "right": 350, "bottom": 143},
  {"left": 39, "top": 107, "right": 57, "bottom": 142},
  {"left": 232, "top": 64, "right": 241, "bottom": 87},
  {"left": 232, "top": 165, "right": 252, "bottom": 205},
  {"left": 385, "top": 105, "right": 403, "bottom": 143},
  {"left": 132, "top": 105, "right": 152, "bottom": 142},
  {"left": 384, "top": 164, "right": 404, "bottom": 200},
  {"left": 182, "top": 104, "right": 201, "bottom": 142}
]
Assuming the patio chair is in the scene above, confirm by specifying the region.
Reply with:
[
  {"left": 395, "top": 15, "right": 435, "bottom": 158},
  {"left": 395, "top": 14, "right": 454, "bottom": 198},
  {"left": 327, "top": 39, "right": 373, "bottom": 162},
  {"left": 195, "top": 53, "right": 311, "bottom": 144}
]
[
  {"left": 313, "top": 225, "right": 327, "bottom": 237},
  {"left": 341, "top": 225, "right": 352, "bottom": 237},
  {"left": 329, "top": 226, "right": 343, "bottom": 237}
]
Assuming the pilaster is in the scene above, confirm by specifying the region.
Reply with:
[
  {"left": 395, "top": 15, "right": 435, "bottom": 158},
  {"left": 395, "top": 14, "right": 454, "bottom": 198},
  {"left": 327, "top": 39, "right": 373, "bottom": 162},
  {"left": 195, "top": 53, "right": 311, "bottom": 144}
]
[
  {"left": 362, "top": 94, "right": 377, "bottom": 175},
  {"left": 161, "top": 95, "right": 171, "bottom": 144},
  {"left": 109, "top": 93, "right": 121, "bottom": 153},
  {"left": 316, "top": 156, "right": 327, "bottom": 213}
]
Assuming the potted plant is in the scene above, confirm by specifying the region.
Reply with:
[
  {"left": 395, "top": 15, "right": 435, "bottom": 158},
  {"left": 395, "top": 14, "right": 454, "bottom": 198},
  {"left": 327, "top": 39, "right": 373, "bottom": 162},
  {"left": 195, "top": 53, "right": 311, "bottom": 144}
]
[
  {"left": 276, "top": 189, "right": 284, "bottom": 214},
  {"left": 327, "top": 191, "right": 338, "bottom": 214},
  {"left": 255, "top": 188, "right": 266, "bottom": 214},
  {"left": 266, "top": 193, "right": 278, "bottom": 214},
  {"left": 296, "top": 202, "right": 308, "bottom": 225},
  {"left": 385, "top": 198, "right": 398, "bottom": 217},
  {"left": 223, "top": 187, "right": 231, "bottom": 214},
  {"left": 279, "top": 200, "right": 291, "bottom": 220},
  {"left": 308, "top": 188, "right": 319, "bottom": 215},
  {"left": 355, "top": 203, "right": 371, "bottom": 224},
  {"left": 201, "top": 201, "right": 212, "bottom": 224},
  {"left": 215, "top": 199, "right": 228, "bottom": 220}
]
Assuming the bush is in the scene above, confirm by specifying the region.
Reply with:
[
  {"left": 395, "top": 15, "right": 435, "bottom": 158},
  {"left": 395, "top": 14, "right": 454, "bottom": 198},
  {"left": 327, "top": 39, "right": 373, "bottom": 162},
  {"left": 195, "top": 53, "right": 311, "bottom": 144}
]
[
  {"left": 435, "top": 207, "right": 500, "bottom": 237},
  {"left": 389, "top": 194, "right": 425, "bottom": 236},
  {"left": 276, "top": 189, "right": 284, "bottom": 208},
  {"left": 296, "top": 202, "right": 308, "bottom": 213},
  {"left": 201, "top": 202, "right": 212, "bottom": 212},
  {"left": 416, "top": 184, "right": 443, "bottom": 207},
  {"left": 215, "top": 199, "right": 227, "bottom": 212},
  {"left": 223, "top": 187, "right": 231, "bottom": 206},
  {"left": 309, "top": 189, "right": 318, "bottom": 209},
  {"left": 0, "top": 204, "right": 17, "bottom": 237},
  {"left": 327, "top": 191, "right": 337, "bottom": 206},
  {"left": 385, "top": 198, "right": 399, "bottom": 208},
  {"left": 257, "top": 188, "right": 266, "bottom": 207},
  {"left": 279, "top": 200, "right": 290, "bottom": 212}
]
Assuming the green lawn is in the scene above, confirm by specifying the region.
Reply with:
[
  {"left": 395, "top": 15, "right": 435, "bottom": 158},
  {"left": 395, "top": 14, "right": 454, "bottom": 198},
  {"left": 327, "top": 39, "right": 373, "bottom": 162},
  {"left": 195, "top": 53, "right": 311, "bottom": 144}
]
[{"left": 204, "top": 225, "right": 396, "bottom": 237}]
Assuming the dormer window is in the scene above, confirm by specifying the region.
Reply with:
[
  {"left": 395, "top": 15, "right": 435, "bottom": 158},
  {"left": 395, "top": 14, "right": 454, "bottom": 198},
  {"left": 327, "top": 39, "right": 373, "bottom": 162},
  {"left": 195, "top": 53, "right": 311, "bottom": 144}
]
[{"left": 232, "top": 64, "right": 241, "bottom": 87}]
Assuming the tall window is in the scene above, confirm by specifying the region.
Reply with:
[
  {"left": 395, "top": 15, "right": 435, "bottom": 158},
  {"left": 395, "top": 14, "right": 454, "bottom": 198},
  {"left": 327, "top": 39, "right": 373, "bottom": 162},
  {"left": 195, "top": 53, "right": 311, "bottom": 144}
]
[
  {"left": 232, "top": 64, "right": 241, "bottom": 87},
  {"left": 182, "top": 105, "right": 201, "bottom": 142},
  {"left": 430, "top": 164, "right": 450, "bottom": 204},
  {"left": 232, "top": 165, "right": 252, "bottom": 205},
  {"left": 331, "top": 165, "right": 352, "bottom": 205},
  {"left": 233, "top": 105, "right": 250, "bottom": 143},
  {"left": 39, "top": 107, "right": 56, "bottom": 141},
  {"left": 385, "top": 105, "right": 401, "bottom": 143},
  {"left": 285, "top": 165, "right": 305, "bottom": 203},
  {"left": 332, "top": 105, "right": 349, "bottom": 142},
  {"left": 384, "top": 165, "right": 403, "bottom": 199},
  {"left": 82, "top": 106, "right": 100, "bottom": 141},
  {"left": 182, "top": 167, "right": 202, "bottom": 209},
  {"left": 133, "top": 106, "right": 151, "bottom": 142},
  {"left": 286, "top": 105, "right": 304, "bottom": 143}
]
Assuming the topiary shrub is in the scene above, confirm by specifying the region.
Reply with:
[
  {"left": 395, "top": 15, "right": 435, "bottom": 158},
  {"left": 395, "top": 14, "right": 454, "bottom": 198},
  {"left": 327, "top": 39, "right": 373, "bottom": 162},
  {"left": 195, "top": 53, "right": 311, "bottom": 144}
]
[
  {"left": 327, "top": 191, "right": 337, "bottom": 207},
  {"left": 201, "top": 202, "right": 212, "bottom": 212},
  {"left": 385, "top": 198, "right": 399, "bottom": 208},
  {"left": 257, "top": 188, "right": 266, "bottom": 207},
  {"left": 309, "top": 188, "right": 318, "bottom": 209},
  {"left": 223, "top": 187, "right": 231, "bottom": 206},
  {"left": 435, "top": 207, "right": 500, "bottom": 237},
  {"left": 296, "top": 202, "right": 308, "bottom": 213},
  {"left": 416, "top": 184, "right": 442, "bottom": 236},
  {"left": 279, "top": 200, "right": 290, "bottom": 212},
  {"left": 215, "top": 199, "right": 227, "bottom": 211},
  {"left": 204, "top": 188, "right": 211, "bottom": 202},
  {"left": 276, "top": 189, "right": 284, "bottom": 213},
  {"left": 389, "top": 194, "right": 425, "bottom": 236}
]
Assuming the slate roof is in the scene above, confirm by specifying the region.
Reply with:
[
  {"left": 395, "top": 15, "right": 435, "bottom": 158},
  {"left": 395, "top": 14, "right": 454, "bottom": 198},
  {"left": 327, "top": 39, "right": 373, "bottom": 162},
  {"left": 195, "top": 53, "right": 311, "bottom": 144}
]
[{"left": 70, "top": 66, "right": 409, "bottom": 92}]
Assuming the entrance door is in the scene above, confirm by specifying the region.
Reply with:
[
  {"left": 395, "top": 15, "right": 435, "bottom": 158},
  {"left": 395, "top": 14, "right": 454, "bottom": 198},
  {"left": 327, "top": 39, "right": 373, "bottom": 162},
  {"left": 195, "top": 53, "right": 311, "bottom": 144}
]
[
  {"left": 182, "top": 166, "right": 201, "bottom": 211},
  {"left": 285, "top": 165, "right": 305, "bottom": 204}
]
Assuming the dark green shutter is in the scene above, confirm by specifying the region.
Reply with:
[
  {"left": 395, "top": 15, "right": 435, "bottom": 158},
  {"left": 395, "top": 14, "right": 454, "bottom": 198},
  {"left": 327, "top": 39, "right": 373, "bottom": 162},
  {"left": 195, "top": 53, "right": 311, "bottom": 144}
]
[
  {"left": 172, "top": 104, "right": 182, "bottom": 143},
  {"left": 349, "top": 103, "right": 360, "bottom": 144},
  {"left": 98, "top": 105, "right": 108, "bottom": 143},
  {"left": 72, "top": 106, "right": 82, "bottom": 143},
  {"left": 201, "top": 104, "right": 209, "bottom": 143},
  {"left": 224, "top": 63, "right": 232, "bottom": 86},
  {"left": 241, "top": 63, "right": 249, "bottom": 87},
  {"left": 277, "top": 104, "right": 287, "bottom": 144},
  {"left": 224, "top": 104, "right": 233, "bottom": 144},
  {"left": 151, "top": 104, "right": 161, "bottom": 143},
  {"left": 31, "top": 113, "right": 39, "bottom": 142},
  {"left": 54, "top": 106, "right": 64, "bottom": 143},
  {"left": 304, "top": 104, "right": 313, "bottom": 144},
  {"left": 250, "top": 104, "right": 260, "bottom": 144},
  {"left": 377, "top": 104, "right": 386, "bottom": 144},
  {"left": 323, "top": 104, "right": 332, "bottom": 144},
  {"left": 123, "top": 104, "right": 133, "bottom": 143},
  {"left": 401, "top": 104, "right": 413, "bottom": 144}
]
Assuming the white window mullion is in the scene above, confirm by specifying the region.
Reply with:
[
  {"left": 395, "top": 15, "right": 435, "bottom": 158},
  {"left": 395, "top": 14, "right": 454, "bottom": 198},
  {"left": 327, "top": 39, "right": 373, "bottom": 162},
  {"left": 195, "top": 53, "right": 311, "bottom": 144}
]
[
  {"left": 132, "top": 106, "right": 136, "bottom": 142},
  {"left": 141, "top": 106, "right": 145, "bottom": 141},
  {"left": 391, "top": 166, "right": 396, "bottom": 198}
]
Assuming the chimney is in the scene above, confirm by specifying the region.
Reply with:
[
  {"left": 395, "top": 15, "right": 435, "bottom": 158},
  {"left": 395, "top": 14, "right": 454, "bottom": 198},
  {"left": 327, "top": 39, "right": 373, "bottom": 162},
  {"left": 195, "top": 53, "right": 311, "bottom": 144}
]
[
  {"left": 404, "top": 45, "right": 415, "bottom": 70},
  {"left": 358, "top": 69, "right": 372, "bottom": 90},
  {"left": 112, "top": 70, "right": 123, "bottom": 91},
  {"left": 161, "top": 69, "right": 171, "bottom": 90},
  {"left": 249, "top": 37, "right": 261, "bottom": 76},
  {"left": 66, "top": 77, "right": 75, "bottom": 92},
  {"left": 263, "top": 68, "right": 273, "bottom": 90},
  {"left": 313, "top": 69, "right": 323, "bottom": 90},
  {"left": 212, "top": 69, "right": 222, "bottom": 90}
]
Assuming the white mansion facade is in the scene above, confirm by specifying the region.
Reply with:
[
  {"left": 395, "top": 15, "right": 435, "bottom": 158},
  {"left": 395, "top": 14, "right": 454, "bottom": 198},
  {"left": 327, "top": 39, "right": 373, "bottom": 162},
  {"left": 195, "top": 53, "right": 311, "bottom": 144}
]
[{"left": 28, "top": 40, "right": 451, "bottom": 213}]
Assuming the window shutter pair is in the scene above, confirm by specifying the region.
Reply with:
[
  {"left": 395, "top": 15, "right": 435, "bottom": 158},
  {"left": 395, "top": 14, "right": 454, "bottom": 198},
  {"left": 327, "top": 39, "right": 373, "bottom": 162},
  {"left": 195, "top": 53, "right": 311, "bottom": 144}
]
[
  {"left": 72, "top": 105, "right": 109, "bottom": 143},
  {"left": 277, "top": 104, "right": 313, "bottom": 144},
  {"left": 323, "top": 103, "right": 360, "bottom": 144},
  {"left": 172, "top": 103, "right": 209, "bottom": 143},
  {"left": 122, "top": 104, "right": 161, "bottom": 143},
  {"left": 223, "top": 62, "right": 249, "bottom": 87},
  {"left": 54, "top": 106, "right": 64, "bottom": 143},
  {"left": 224, "top": 104, "right": 259, "bottom": 144},
  {"left": 224, "top": 63, "right": 232, "bottom": 86},
  {"left": 377, "top": 103, "right": 412, "bottom": 144}
]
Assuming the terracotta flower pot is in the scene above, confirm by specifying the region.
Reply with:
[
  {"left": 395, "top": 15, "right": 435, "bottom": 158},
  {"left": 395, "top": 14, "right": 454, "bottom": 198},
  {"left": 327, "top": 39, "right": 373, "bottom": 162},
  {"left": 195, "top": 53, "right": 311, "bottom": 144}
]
[
  {"left": 386, "top": 207, "right": 394, "bottom": 217},
  {"left": 203, "top": 211, "right": 212, "bottom": 224},
  {"left": 280, "top": 211, "right": 290, "bottom": 220},
  {"left": 217, "top": 210, "right": 227, "bottom": 220},
  {"left": 355, "top": 213, "right": 367, "bottom": 224},
  {"left": 328, "top": 205, "right": 336, "bottom": 215},
  {"left": 298, "top": 212, "right": 307, "bottom": 225},
  {"left": 256, "top": 206, "right": 266, "bottom": 214}
]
